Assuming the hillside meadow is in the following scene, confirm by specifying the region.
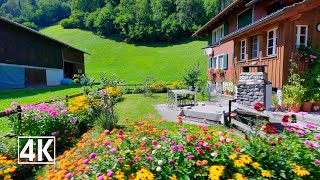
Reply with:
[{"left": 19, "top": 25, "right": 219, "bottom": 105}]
[{"left": 40, "top": 25, "right": 208, "bottom": 83}]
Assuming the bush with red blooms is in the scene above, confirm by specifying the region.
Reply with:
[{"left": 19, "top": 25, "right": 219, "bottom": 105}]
[{"left": 254, "top": 102, "right": 265, "bottom": 111}]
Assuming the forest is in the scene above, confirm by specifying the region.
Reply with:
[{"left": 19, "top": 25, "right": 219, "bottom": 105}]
[{"left": 0, "top": 0, "right": 233, "bottom": 42}]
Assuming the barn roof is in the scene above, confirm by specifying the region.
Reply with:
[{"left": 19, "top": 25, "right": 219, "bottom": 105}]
[{"left": 0, "top": 16, "right": 89, "bottom": 55}]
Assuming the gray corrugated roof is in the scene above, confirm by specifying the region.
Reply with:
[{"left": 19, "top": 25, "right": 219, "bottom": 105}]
[{"left": 0, "top": 16, "right": 89, "bottom": 55}]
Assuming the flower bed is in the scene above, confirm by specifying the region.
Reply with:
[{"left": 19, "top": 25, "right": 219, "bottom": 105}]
[{"left": 35, "top": 116, "right": 320, "bottom": 180}]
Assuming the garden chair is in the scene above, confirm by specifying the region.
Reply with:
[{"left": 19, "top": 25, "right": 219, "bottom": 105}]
[
  {"left": 167, "top": 89, "right": 174, "bottom": 109},
  {"left": 187, "top": 86, "right": 198, "bottom": 105}
]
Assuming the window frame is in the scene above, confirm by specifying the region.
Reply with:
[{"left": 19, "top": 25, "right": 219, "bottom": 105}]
[
  {"left": 251, "top": 35, "right": 259, "bottom": 59},
  {"left": 296, "top": 25, "right": 308, "bottom": 47},
  {"left": 240, "top": 39, "right": 247, "bottom": 61},
  {"left": 212, "top": 24, "right": 224, "bottom": 44},
  {"left": 237, "top": 7, "right": 254, "bottom": 29},
  {"left": 210, "top": 55, "right": 224, "bottom": 69},
  {"left": 266, "top": 28, "right": 277, "bottom": 56}
]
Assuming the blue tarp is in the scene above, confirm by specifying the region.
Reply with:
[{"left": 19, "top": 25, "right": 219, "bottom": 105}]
[{"left": 0, "top": 65, "right": 25, "bottom": 89}]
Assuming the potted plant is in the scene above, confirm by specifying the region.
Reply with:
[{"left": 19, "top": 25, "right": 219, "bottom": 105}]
[
  {"left": 301, "top": 97, "right": 313, "bottom": 112},
  {"left": 271, "top": 94, "right": 281, "bottom": 112},
  {"left": 282, "top": 61, "right": 306, "bottom": 113}
]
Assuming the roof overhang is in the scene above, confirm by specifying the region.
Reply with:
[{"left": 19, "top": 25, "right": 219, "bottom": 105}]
[
  {"left": 0, "top": 16, "right": 90, "bottom": 55},
  {"left": 192, "top": 0, "right": 243, "bottom": 37}
]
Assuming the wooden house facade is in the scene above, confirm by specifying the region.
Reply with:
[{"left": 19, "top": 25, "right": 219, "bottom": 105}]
[
  {"left": 193, "top": 0, "right": 320, "bottom": 92},
  {"left": 0, "top": 17, "right": 87, "bottom": 89}
]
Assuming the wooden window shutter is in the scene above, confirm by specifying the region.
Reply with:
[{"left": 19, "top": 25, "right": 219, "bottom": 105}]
[
  {"left": 208, "top": 33, "right": 213, "bottom": 46},
  {"left": 223, "top": 54, "right": 228, "bottom": 70},
  {"left": 209, "top": 58, "right": 212, "bottom": 68}
]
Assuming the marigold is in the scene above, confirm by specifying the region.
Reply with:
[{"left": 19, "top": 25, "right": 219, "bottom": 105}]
[
  {"left": 261, "top": 170, "right": 271, "bottom": 177},
  {"left": 293, "top": 165, "right": 310, "bottom": 177}
]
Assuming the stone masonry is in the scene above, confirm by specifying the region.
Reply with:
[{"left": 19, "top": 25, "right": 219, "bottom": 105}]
[{"left": 236, "top": 72, "right": 268, "bottom": 106}]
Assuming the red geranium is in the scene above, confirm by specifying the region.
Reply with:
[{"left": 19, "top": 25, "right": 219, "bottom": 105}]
[
  {"left": 263, "top": 125, "right": 278, "bottom": 134},
  {"left": 282, "top": 115, "right": 290, "bottom": 122},
  {"left": 254, "top": 102, "right": 265, "bottom": 112}
]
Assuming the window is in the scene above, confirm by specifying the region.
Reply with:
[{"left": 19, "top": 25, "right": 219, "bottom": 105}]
[
  {"left": 267, "top": 29, "right": 277, "bottom": 56},
  {"left": 212, "top": 24, "right": 224, "bottom": 44},
  {"left": 237, "top": 8, "right": 253, "bottom": 29},
  {"left": 296, "top": 25, "right": 308, "bottom": 47},
  {"left": 217, "top": 55, "right": 224, "bottom": 69},
  {"left": 251, "top": 36, "right": 259, "bottom": 59},
  {"left": 240, "top": 40, "right": 246, "bottom": 61},
  {"left": 209, "top": 57, "right": 216, "bottom": 68},
  {"left": 210, "top": 54, "right": 226, "bottom": 69}
]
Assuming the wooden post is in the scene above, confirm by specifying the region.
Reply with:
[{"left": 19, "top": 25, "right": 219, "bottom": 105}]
[
  {"left": 104, "top": 95, "right": 110, "bottom": 130},
  {"left": 17, "top": 105, "right": 22, "bottom": 135}
]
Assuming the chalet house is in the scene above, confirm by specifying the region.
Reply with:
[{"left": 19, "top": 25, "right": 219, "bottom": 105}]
[
  {"left": 0, "top": 17, "right": 87, "bottom": 89},
  {"left": 193, "top": 0, "right": 320, "bottom": 95}
]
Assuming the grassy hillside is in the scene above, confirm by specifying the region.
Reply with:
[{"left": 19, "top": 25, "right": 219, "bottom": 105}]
[{"left": 40, "top": 25, "right": 207, "bottom": 83}]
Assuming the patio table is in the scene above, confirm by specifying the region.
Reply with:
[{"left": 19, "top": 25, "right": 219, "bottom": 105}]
[{"left": 170, "top": 90, "right": 197, "bottom": 109}]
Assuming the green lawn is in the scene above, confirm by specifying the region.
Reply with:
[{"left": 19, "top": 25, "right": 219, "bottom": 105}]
[
  {"left": 0, "top": 84, "right": 83, "bottom": 110},
  {"left": 40, "top": 25, "right": 207, "bottom": 83}
]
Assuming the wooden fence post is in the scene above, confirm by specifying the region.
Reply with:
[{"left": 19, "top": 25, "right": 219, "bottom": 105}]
[{"left": 104, "top": 95, "right": 111, "bottom": 130}]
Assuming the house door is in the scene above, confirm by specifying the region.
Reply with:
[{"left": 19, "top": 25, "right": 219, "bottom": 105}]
[{"left": 25, "top": 68, "right": 47, "bottom": 88}]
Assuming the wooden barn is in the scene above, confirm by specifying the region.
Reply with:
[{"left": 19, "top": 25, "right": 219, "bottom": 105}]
[
  {"left": 193, "top": 0, "right": 320, "bottom": 93},
  {"left": 0, "top": 16, "right": 88, "bottom": 89}
]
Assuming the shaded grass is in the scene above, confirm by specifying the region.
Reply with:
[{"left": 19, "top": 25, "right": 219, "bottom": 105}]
[{"left": 40, "top": 25, "right": 207, "bottom": 83}]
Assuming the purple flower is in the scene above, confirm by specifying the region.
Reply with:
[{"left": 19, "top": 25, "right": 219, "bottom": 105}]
[
  {"left": 134, "top": 157, "right": 140, "bottom": 161},
  {"left": 152, "top": 140, "right": 158, "bottom": 146},
  {"left": 4, "top": 108, "right": 12, "bottom": 115},
  {"left": 51, "top": 132, "right": 57, "bottom": 136},
  {"left": 110, "top": 148, "right": 117, "bottom": 154},
  {"left": 169, "top": 160, "right": 174, "bottom": 165},
  {"left": 104, "top": 130, "right": 110, "bottom": 134},
  {"left": 161, "top": 136, "right": 166, "bottom": 141},
  {"left": 147, "top": 156, "right": 153, "bottom": 161},
  {"left": 103, "top": 141, "right": 110, "bottom": 146},
  {"left": 65, "top": 173, "right": 72, "bottom": 178},
  {"left": 170, "top": 141, "right": 175, "bottom": 145},
  {"left": 89, "top": 153, "right": 96, "bottom": 159},
  {"left": 296, "top": 130, "right": 306, "bottom": 136},
  {"left": 64, "top": 130, "right": 68, "bottom": 134},
  {"left": 178, "top": 144, "right": 184, "bottom": 150},
  {"left": 315, "top": 159, "right": 320, "bottom": 166},
  {"left": 83, "top": 159, "right": 89, "bottom": 164},
  {"left": 34, "top": 115, "right": 41, "bottom": 120},
  {"left": 49, "top": 110, "right": 58, "bottom": 117},
  {"left": 306, "top": 124, "right": 316, "bottom": 129},
  {"left": 181, "top": 128, "right": 187, "bottom": 133},
  {"left": 107, "top": 171, "right": 114, "bottom": 177},
  {"left": 198, "top": 141, "right": 203, "bottom": 146},
  {"left": 118, "top": 157, "right": 123, "bottom": 162},
  {"left": 11, "top": 102, "right": 19, "bottom": 107},
  {"left": 304, "top": 140, "right": 319, "bottom": 148},
  {"left": 71, "top": 120, "right": 76, "bottom": 125},
  {"left": 97, "top": 175, "right": 104, "bottom": 180},
  {"left": 60, "top": 109, "right": 68, "bottom": 115},
  {"left": 315, "top": 135, "right": 320, "bottom": 141},
  {"left": 170, "top": 145, "right": 178, "bottom": 151}
]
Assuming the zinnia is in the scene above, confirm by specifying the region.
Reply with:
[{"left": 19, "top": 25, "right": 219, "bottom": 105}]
[
  {"left": 89, "top": 153, "right": 96, "bottom": 159},
  {"left": 263, "top": 125, "right": 277, "bottom": 134}
]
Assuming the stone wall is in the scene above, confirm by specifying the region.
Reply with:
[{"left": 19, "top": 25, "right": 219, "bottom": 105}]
[{"left": 236, "top": 72, "right": 267, "bottom": 106}]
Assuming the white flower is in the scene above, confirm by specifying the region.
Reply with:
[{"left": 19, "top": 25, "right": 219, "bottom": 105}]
[
  {"left": 156, "top": 145, "right": 161, "bottom": 149},
  {"left": 211, "top": 151, "right": 218, "bottom": 157},
  {"left": 156, "top": 166, "right": 161, "bottom": 171},
  {"left": 226, "top": 138, "right": 232, "bottom": 143},
  {"left": 158, "top": 160, "right": 163, "bottom": 165},
  {"left": 142, "top": 137, "right": 147, "bottom": 141},
  {"left": 152, "top": 150, "right": 156, "bottom": 154}
]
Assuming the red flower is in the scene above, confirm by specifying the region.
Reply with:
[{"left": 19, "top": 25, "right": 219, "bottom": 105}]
[
  {"left": 282, "top": 115, "right": 290, "bottom": 122},
  {"left": 205, "top": 146, "right": 211, "bottom": 151},
  {"left": 269, "top": 142, "right": 276, "bottom": 146},
  {"left": 277, "top": 136, "right": 282, "bottom": 143},
  {"left": 198, "top": 149, "right": 204, "bottom": 155},
  {"left": 214, "top": 143, "right": 219, "bottom": 148},
  {"left": 254, "top": 102, "right": 265, "bottom": 112},
  {"left": 263, "top": 125, "right": 278, "bottom": 134},
  {"left": 244, "top": 134, "right": 249, "bottom": 140},
  {"left": 206, "top": 136, "right": 213, "bottom": 140}
]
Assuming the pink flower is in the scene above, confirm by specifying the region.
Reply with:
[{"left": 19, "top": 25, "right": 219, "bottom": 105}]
[
  {"left": 118, "top": 157, "right": 123, "bottom": 162},
  {"left": 170, "top": 141, "right": 175, "bottom": 145},
  {"left": 97, "top": 175, "right": 104, "bottom": 180},
  {"left": 306, "top": 124, "right": 316, "bottom": 129},
  {"left": 118, "top": 130, "right": 124, "bottom": 135},
  {"left": 110, "top": 148, "right": 117, "bottom": 154},
  {"left": 315, "top": 135, "right": 320, "bottom": 140},
  {"left": 134, "top": 157, "right": 140, "bottom": 161},
  {"left": 310, "top": 55, "right": 317, "bottom": 59},
  {"left": 49, "top": 110, "right": 58, "bottom": 117},
  {"left": 164, "top": 130, "right": 169, "bottom": 135},
  {"left": 104, "top": 130, "right": 110, "bottom": 134},
  {"left": 235, "top": 148, "right": 241, "bottom": 153},
  {"left": 83, "top": 159, "right": 89, "bottom": 164},
  {"left": 4, "top": 108, "right": 12, "bottom": 115},
  {"left": 107, "top": 171, "right": 114, "bottom": 177},
  {"left": 211, "top": 151, "right": 218, "bottom": 157},
  {"left": 147, "top": 156, "right": 153, "bottom": 161},
  {"left": 60, "top": 109, "right": 68, "bottom": 115},
  {"left": 315, "top": 159, "right": 320, "bottom": 166},
  {"left": 187, "top": 155, "right": 194, "bottom": 160},
  {"left": 152, "top": 140, "right": 158, "bottom": 146},
  {"left": 286, "top": 127, "right": 294, "bottom": 132},
  {"left": 64, "top": 130, "right": 68, "bottom": 133},
  {"left": 161, "top": 136, "right": 166, "bottom": 141},
  {"left": 89, "top": 153, "right": 96, "bottom": 159},
  {"left": 35, "top": 115, "right": 41, "bottom": 120},
  {"left": 170, "top": 146, "right": 178, "bottom": 151},
  {"left": 125, "top": 117, "right": 129, "bottom": 121},
  {"left": 11, "top": 102, "right": 19, "bottom": 107},
  {"left": 296, "top": 130, "right": 306, "bottom": 136},
  {"left": 65, "top": 173, "right": 72, "bottom": 178},
  {"left": 298, "top": 111, "right": 308, "bottom": 116},
  {"left": 103, "top": 141, "right": 110, "bottom": 146},
  {"left": 203, "top": 142, "right": 209, "bottom": 147},
  {"left": 181, "top": 128, "right": 187, "bottom": 133},
  {"left": 226, "top": 138, "right": 232, "bottom": 143},
  {"left": 304, "top": 140, "right": 319, "bottom": 148}
]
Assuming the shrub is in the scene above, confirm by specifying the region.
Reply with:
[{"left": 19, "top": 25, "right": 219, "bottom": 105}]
[
  {"left": 167, "top": 81, "right": 183, "bottom": 90},
  {"left": 149, "top": 80, "right": 167, "bottom": 93},
  {"left": 60, "top": 18, "right": 81, "bottom": 29},
  {"left": 183, "top": 61, "right": 202, "bottom": 88},
  {"left": 22, "top": 22, "right": 39, "bottom": 31},
  {"left": 100, "top": 73, "right": 125, "bottom": 88}
]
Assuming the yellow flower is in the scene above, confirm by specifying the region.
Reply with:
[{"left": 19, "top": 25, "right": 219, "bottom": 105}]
[
  {"left": 170, "top": 175, "right": 177, "bottom": 180},
  {"left": 235, "top": 173, "right": 247, "bottom": 180},
  {"left": 239, "top": 154, "right": 252, "bottom": 164},
  {"left": 4, "top": 175, "right": 12, "bottom": 180},
  {"left": 209, "top": 165, "right": 225, "bottom": 179},
  {"left": 115, "top": 171, "right": 125, "bottom": 180},
  {"left": 230, "top": 153, "right": 237, "bottom": 160},
  {"left": 251, "top": 162, "right": 260, "bottom": 169},
  {"left": 134, "top": 167, "right": 154, "bottom": 180},
  {"left": 293, "top": 165, "right": 310, "bottom": 177},
  {"left": 234, "top": 160, "right": 246, "bottom": 168},
  {"left": 261, "top": 170, "right": 271, "bottom": 177}
]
